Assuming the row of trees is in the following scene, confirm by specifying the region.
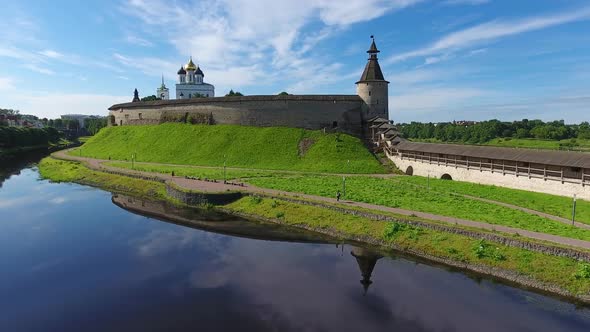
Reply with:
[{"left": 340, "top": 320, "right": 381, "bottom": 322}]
[
  {"left": 0, "top": 127, "right": 61, "bottom": 148},
  {"left": 399, "top": 120, "right": 590, "bottom": 144}
]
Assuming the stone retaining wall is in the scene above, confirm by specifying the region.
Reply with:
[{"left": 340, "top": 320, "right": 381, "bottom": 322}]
[{"left": 166, "top": 182, "right": 243, "bottom": 206}]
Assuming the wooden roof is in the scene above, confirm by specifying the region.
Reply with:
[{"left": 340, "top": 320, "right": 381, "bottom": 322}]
[{"left": 395, "top": 141, "right": 590, "bottom": 168}]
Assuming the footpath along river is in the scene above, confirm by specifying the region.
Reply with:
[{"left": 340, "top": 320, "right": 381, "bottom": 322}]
[{"left": 1, "top": 156, "right": 590, "bottom": 331}]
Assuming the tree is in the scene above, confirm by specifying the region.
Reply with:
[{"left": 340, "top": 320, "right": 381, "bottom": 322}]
[
  {"left": 225, "top": 89, "right": 244, "bottom": 97},
  {"left": 278, "top": 91, "right": 289, "bottom": 96},
  {"left": 141, "top": 95, "right": 161, "bottom": 102},
  {"left": 84, "top": 117, "right": 107, "bottom": 135}
]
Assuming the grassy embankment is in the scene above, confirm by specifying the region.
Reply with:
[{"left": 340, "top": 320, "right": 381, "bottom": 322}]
[
  {"left": 105, "top": 160, "right": 590, "bottom": 225},
  {"left": 39, "top": 158, "right": 167, "bottom": 200},
  {"left": 38, "top": 157, "right": 590, "bottom": 297},
  {"left": 104, "top": 159, "right": 590, "bottom": 241},
  {"left": 412, "top": 137, "right": 590, "bottom": 151},
  {"left": 225, "top": 196, "right": 590, "bottom": 296},
  {"left": 72, "top": 123, "right": 385, "bottom": 174},
  {"left": 247, "top": 175, "right": 590, "bottom": 241},
  {"left": 394, "top": 176, "right": 590, "bottom": 223}
]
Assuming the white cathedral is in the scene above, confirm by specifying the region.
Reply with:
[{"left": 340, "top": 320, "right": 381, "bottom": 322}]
[{"left": 156, "top": 57, "right": 215, "bottom": 100}]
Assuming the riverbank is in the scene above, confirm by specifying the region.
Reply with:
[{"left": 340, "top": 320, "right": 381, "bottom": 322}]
[
  {"left": 0, "top": 141, "right": 78, "bottom": 161},
  {"left": 38, "top": 156, "right": 590, "bottom": 304}
]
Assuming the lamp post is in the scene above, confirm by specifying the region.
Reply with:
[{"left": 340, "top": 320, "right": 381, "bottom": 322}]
[
  {"left": 343, "top": 160, "right": 350, "bottom": 198},
  {"left": 223, "top": 154, "right": 227, "bottom": 184},
  {"left": 572, "top": 194, "right": 577, "bottom": 226}
]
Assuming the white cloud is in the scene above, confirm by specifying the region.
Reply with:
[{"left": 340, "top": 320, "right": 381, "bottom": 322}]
[
  {"left": 387, "top": 6, "right": 590, "bottom": 64},
  {"left": 0, "top": 77, "right": 15, "bottom": 90},
  {"left": 39, "top": 49, "right": 63, "bottom": 59},
  {"left": 24, "top": 64, "right": 55, "bottom": 75},
  {"left": 389, "top": 87, "right": 490, "bottom": 122},
  {"left": 121, "top": 0, "right": 421, "bottom": 93},
  {"left": 124, "top": 34, "right": 154, "bottom": 47},
  {"left": 443, "top": 0, "right": 489, "bottom": 5},
  {"left": 467, "top": 48, "right": 487, "bottom": 56},
  {"left": 113, "top": 53, "right": 177, "bottom": 78}
]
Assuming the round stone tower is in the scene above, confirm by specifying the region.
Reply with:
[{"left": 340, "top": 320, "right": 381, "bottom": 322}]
[{"left": 356, "top": 36, "right": 389, "bottom": 120}]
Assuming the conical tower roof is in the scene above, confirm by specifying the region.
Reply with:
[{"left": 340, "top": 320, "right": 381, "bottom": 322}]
[
  {"left": 356, "top": 36, "right": 388, "bottom": 83},
  {"left": 350, "top": 247, "right": 382, "bottom": 295}
]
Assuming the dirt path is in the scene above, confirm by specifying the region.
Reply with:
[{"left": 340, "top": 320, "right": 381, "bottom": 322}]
[
  {"left": 103, "top": 159, "right": 400, "bottom": 178},
  {"left": 51, "top": 149, "right": 590, "bottom": 251}
]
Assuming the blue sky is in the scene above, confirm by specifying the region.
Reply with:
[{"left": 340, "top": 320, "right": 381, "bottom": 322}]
[{"left": 1, "top": 0, "right": 589, "bottom": 123}]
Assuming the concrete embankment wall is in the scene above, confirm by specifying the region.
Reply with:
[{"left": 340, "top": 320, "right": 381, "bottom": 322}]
[
  {"left": 166, "top": 182, "right": 243, "bottom": 205},
  {"left": 109, "top": 95, "right": 365, "bottom": 137},
  {"left": 388, "top": 152, "right": 590, "bottom": 200}
]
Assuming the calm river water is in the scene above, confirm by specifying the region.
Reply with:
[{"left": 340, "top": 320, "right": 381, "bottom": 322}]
[{"left": 1, "top": 157, "right": 590, "bottom": 331}]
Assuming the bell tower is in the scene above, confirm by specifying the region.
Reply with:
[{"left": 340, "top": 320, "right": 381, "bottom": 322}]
[{"left": 356, "top": 36, "right": 389, "bottom": 120}]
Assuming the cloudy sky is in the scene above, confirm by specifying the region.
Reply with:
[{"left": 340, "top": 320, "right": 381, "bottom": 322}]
[{"left": 1, "top": 0, "right": 589, "bottom": 122}]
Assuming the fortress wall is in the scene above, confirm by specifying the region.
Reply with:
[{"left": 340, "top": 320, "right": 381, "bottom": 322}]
[
  {"left": 388, "top": 152, "right": 590, "bottom": 200},
  {"left": 109, "top": 95, "right": 364, "bottom": 136}
]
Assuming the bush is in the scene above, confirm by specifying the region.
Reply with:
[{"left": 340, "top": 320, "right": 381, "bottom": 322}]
[
  {"left": 574, "top": 263, "right": 590, "bottom": 279},
  {"left": 250, "top": 195, "right": 262, "bottom": 204},
  {"left": 472, "top": 239, "right": 506, "bottom": 261},
  {"left": 383, "top": 222, "right": 407, "bottom": 240}
]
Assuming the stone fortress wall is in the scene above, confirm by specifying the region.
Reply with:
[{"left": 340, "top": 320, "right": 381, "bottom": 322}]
[
  {"left": 109, "top": 95, "right": 366, "bottom": 137},
  {"left": 387, "top": 152, "right": 590, "bottom": 200}
]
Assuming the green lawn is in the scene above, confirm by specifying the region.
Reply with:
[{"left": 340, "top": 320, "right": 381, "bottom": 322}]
[
  {"left": 393, "top": 176, "right": 590, "bottom": 224},
  {"left": 39, "top": 157, "right": 167, "bottom": 200},
  {"left": 105, "top": 161, "right": 292, "bottom": 180},
  {"left": 246, "top": 175, "right": 590, "bottom": 241},
  {"left": 74, "top": 123, "right": 385, "bottom": 174},
  {"left": 410, "top": 137, "right": 590, "bottom": 151},
  {"left": 485, "top": 138, "right": 590, "bottom": 151}
]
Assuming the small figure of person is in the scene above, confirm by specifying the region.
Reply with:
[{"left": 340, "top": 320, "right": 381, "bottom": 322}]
[
  {"left": 336, "top": 190, "right": 341, "bottom": 202},
  {"left": 171, "top": 171, "right": 175, "bottom": 177}
]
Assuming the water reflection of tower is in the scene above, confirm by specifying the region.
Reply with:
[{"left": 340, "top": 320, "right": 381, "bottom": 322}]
[{"left": 351, "top": 246, "right": 383, "bottom": 295}]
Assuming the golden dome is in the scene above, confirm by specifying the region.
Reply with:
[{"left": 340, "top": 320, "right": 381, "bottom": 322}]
[{"left": 185, "top": 56, "right": 197, "bottom": 71}]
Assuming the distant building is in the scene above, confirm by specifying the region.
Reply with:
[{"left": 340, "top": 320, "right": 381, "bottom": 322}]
[
  {"left": 175, "top": 57, "right": 215, "bottom": 99},
  {"left": 156, "top": 75, "right": 169, "bottom": 100}
]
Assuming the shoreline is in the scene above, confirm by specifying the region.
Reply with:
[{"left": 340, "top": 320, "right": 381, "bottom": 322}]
[{"left": 37, "top": 155, "right": 590, "bottom": 305}]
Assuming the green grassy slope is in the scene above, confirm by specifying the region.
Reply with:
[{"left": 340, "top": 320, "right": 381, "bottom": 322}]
[{"left": 78, "top": 124, "right": 385, "bottom": 173}]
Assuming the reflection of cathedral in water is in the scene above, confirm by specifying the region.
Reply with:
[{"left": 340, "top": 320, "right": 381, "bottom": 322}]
[{"left": 351, "top": 246, "right": 383, "bottom": 295}]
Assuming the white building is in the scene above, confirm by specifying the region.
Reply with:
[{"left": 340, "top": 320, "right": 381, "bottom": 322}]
[
  {"left": 157, "top": 75, "right": 169, "bottom": 100},
  {"left": 175, "top": 57, "right": 215, "bottom": 99}
]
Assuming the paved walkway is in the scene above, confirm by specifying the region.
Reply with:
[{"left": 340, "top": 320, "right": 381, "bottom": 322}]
[{"left": 52, "top": 149, "right": 590, "bottom": 251}]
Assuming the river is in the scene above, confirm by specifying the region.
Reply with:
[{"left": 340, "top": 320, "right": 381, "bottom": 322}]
[{"left": 1, "top": 157, "right": 590, "bottom": 331}]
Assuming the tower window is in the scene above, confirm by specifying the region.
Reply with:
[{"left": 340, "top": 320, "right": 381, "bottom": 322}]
[
  {"left": 368, "top": 91, "right": 371, "bottom": 96},
  {"left": 332, "top": 121, "right": 338, "bottom": 128}
]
